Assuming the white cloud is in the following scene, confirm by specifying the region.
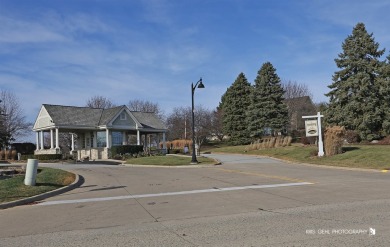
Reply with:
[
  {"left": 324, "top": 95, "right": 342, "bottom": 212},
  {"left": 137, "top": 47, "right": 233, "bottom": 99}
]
[{"left": 0, "top": 16, "right": 66, "bottom": 43}]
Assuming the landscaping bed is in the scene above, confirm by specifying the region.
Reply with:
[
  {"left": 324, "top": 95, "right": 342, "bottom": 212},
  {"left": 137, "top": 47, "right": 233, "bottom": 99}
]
[{"left": 0, "top": 167, "right": 75, "bottom": 203}]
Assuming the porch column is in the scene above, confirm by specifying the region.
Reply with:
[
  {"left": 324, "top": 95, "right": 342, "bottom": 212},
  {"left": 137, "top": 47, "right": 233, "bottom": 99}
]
[
  {"left": 71, "top": 133, "right": 75, "bottom": 151},
  {"left": 162, "top": 132, "right": 167, "bottom": 150},
  {"left": 106, "top": 129, "right": 110, "bottom": 148},
  {"left": 93, "top": 131, "right": 97, "bottom": 148},
  {"left": 36, "top": 132, "right": 39, "bottom": 150},
  {"left": 40, "top": 131, "right": 44, "bottom": 150},
  {"left": 122, "top": 131, "right": 127, "bottom": 145},
  {"left": 50, "top": 129, "right": 54, "bottom": 149},
  {"left": 137, "top": 130, "right": 141, "bottom": 145},
  {"left": 55, "top": 128, "right": 59, "bottom": 149}
]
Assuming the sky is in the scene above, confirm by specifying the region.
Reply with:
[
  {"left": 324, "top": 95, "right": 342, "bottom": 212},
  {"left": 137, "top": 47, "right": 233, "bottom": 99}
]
[{"left": 1, "top": 0, "right": 390, "bottom": 142}]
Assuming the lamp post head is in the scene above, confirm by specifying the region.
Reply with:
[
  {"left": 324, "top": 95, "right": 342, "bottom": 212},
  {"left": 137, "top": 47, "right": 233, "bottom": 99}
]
[{"left": 197, "top": 78, "right": 205, "bottom": 89}]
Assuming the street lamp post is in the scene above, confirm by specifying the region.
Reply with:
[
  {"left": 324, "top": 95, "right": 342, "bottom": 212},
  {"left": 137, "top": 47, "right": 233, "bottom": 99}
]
[{"left": 191, "top": 77, "right": 205, "bottom": 164}]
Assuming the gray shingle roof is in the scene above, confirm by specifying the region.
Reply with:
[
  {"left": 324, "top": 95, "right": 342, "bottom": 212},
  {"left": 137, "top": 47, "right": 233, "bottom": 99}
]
[
  {"left": 131, "top": 111, "right": 167, "bottom": 130},
  {"left": 39, "top": 104, "right": 166, "bottom": 131},
  {"left": 99, "top": 105, "right": 125, "bottom": 125},
  {"left": 44, "top": 104, "right": 103, "bottom": 127}
]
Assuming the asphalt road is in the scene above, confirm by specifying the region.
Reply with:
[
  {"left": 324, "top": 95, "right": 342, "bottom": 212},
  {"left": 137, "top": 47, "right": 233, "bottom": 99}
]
[{"left": 0, "top": 153, "right": 389, "bottom": 246}]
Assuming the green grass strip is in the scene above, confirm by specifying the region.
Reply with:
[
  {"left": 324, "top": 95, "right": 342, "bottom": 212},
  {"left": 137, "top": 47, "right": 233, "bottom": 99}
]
[
  {"left": 126, "top": 155, "right": 216, "bottom": 166},
  {"left": 0, "top": 167, "right": 75, "bottom": 203},
  {"left": 208, "top": 144, "right": 390, "bottom": 170}
]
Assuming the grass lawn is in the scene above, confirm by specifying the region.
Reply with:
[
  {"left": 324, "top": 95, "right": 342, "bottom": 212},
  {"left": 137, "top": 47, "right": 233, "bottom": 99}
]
[
  {"left": 126, "top": 155, "right": 217, "bottom": 166},
  {"left": 0, "top": 167, "right": 75, "bottom": 203},
  {"left": 207, "top": 144, "right": 390, "bottom": 170}
]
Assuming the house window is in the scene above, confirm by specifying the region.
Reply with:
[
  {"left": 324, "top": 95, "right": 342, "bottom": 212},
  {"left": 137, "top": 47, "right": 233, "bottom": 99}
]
[
  {"left": 112, "top": 132, "right": 122, "bottom": 146},
  {"left": 97, "top": 131, "right": 106, "bottom": 147},
  {"left": 120, "top": 112, "right": 126, "bottom": 120}
]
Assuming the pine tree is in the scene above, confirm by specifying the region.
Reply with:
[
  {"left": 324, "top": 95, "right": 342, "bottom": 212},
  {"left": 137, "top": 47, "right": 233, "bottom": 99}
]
[
  {"left": 221, "top": 72, "right": 252, "bottom": 145},
  {"left": 247, "top": 62, "right": 288, "bottom": 137},
  {"left": 379, "top": 54, "right": 390, "bottom": 135},
  {"left": 325, "top": 23, "right": 385, "bottom": 140}
]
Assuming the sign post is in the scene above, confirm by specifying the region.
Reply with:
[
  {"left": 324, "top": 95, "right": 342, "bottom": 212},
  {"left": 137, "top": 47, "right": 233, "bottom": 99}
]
[{"left": 302, "top": 112, "right": 324, "bottom": 157}]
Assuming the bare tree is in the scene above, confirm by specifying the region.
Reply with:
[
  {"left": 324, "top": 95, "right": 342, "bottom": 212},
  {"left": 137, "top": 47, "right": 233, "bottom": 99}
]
[
  {"left": 282, "top": 80, "right": 313, "bottom": 99},
  {"left": 281, "top": 80, "right": 316, "bottom": 132},
  {"left": 166, "top": 106, "right": 191, "bottom": 140},
  {"left": 0, "top": 90, "right": 31, "bottom": 147},
  {"left": 86, "top": 95, "right": 116, "bottom": 109},
  {"left": 210, "top": 107, "right": 224, "bottom": 141},
  {"left": 128, "top": 99, "right": 165, "bottom": 120},
  {"left": 166, "top": 105, "right": 213, "bottom": 152},
  {"left": 194, "top": 105, "right": 213, "bottom": 153}
]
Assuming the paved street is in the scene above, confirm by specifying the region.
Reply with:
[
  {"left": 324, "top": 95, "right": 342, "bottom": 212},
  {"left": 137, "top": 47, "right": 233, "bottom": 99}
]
[{"left": 1, "top": 153, "right": 389, "bottom": 246}]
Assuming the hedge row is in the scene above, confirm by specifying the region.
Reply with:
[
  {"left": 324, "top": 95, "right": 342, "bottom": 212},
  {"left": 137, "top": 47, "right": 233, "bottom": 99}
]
[
  {"left": 21, "top": 154, "right": 63, "bottom": 160},
  {"left": 111, "top": 145, "right": 144, "bottom": 156}
]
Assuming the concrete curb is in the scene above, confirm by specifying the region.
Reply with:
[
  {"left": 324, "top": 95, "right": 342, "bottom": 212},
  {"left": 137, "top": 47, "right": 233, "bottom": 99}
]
[
  {"left": 0, "top": 173, "right": 83, "bottom": 210},
  {"left": 122, "top": 163, "right": 221, "bottom": 168}
]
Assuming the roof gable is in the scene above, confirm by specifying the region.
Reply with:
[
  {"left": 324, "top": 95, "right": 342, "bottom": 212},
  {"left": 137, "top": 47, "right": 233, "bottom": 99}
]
[
  {"left": 111, "top": 110, "right": 136, "bottom": 127},
  {"left": 33, "top": 105, "right": 54, "bottom": 129},
  {"left": 99, "top": 105, "right": 124, "bottom": 125}
]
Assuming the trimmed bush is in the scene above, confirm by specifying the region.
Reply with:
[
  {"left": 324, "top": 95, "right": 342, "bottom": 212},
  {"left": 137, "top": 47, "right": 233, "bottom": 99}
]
[
  {"left": 20, "top": 154, "right": 62, "bottom": 160},
  {"left": 168, "top": 149, "right": 183, "bottom": 154},
  {"left": 111, "top": 145, "right": 144, "bottom": 156},
  {"left": 11, "top": 142, "right": 36, "bottom": 155}
]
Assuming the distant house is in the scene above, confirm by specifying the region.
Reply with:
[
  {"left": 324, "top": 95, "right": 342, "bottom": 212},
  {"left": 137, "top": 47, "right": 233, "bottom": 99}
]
[
  {"left": 32, "top": 104, "right": 167, "bottom": 160},
  {"left": 284, "top": 96, "right": 317, "bottom": 131}
]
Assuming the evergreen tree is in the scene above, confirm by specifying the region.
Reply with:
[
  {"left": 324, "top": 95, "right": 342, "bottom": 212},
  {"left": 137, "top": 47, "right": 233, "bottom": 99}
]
[
  {"left": 325, "top": 23, "right": 385, "bottom": 140},
  {"left": 221, "top": 72, "right": 252, "bottom": 145},
  {"left": 379, "top": 54, "right": 390, "bottom": 135},
  {"left": 247, "top": 62, "right": 288, "bottom": 137}
]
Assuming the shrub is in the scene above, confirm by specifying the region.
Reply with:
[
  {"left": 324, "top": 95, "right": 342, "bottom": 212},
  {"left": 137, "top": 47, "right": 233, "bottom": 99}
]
[
  {"left": 168, "top": 149, "right": 183, "bottom": 154},
  {"left": 247, "top": 136, "right": 292, "bottom": 150},
  {"left": 300, "top": 136, "right": 311, "bottom": 145},
  {"left": 378, "top": 136, "right": 390, "bottom": 145},
  {"left": 11, "top": 150, "right": 17, "bottom": 160},
  {"left": 111, "top": 145, "right": 144, "bottom": 156},
  {"left": 165, "top": 139, "right": 192, "bottom": 150},
  {"left": 20, "top": 154, "right": 62, "bottom": 160},
  {"left": 11, "top": 142, "right": 36, "bottom": 155},
  {"left": 324, "top": 126, "right": 346, "bottom": 156},
  {"left": 345, "top": 130, "right": 360, "bottom": 143}
]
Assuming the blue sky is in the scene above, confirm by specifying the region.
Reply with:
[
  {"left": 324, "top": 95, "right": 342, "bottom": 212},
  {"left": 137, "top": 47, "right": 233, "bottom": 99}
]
[{"left": 1, "top": 0, "right": 390, "bottom": 141}]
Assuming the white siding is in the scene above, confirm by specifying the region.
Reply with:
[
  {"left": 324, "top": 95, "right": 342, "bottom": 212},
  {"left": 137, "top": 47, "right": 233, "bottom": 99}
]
[
  {"left": 33, "top": 106, "right": 55, "bottom": 129},
  {"left": 112, "top": 110, "right": 136, "bottom": 127}
]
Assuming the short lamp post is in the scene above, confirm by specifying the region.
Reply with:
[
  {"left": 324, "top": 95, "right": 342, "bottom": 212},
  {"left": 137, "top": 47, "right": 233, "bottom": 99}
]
[{"left": 191, "top": 77, "right": 205, "bottom": 164}]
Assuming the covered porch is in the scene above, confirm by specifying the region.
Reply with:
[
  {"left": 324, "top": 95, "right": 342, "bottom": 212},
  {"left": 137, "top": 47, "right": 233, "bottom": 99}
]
[
  {"left": 34, "top": 127, "right": 167, "bottom": 160},
  {"left": 33, "top": 104, "right": 168, "bottom": 160}
]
